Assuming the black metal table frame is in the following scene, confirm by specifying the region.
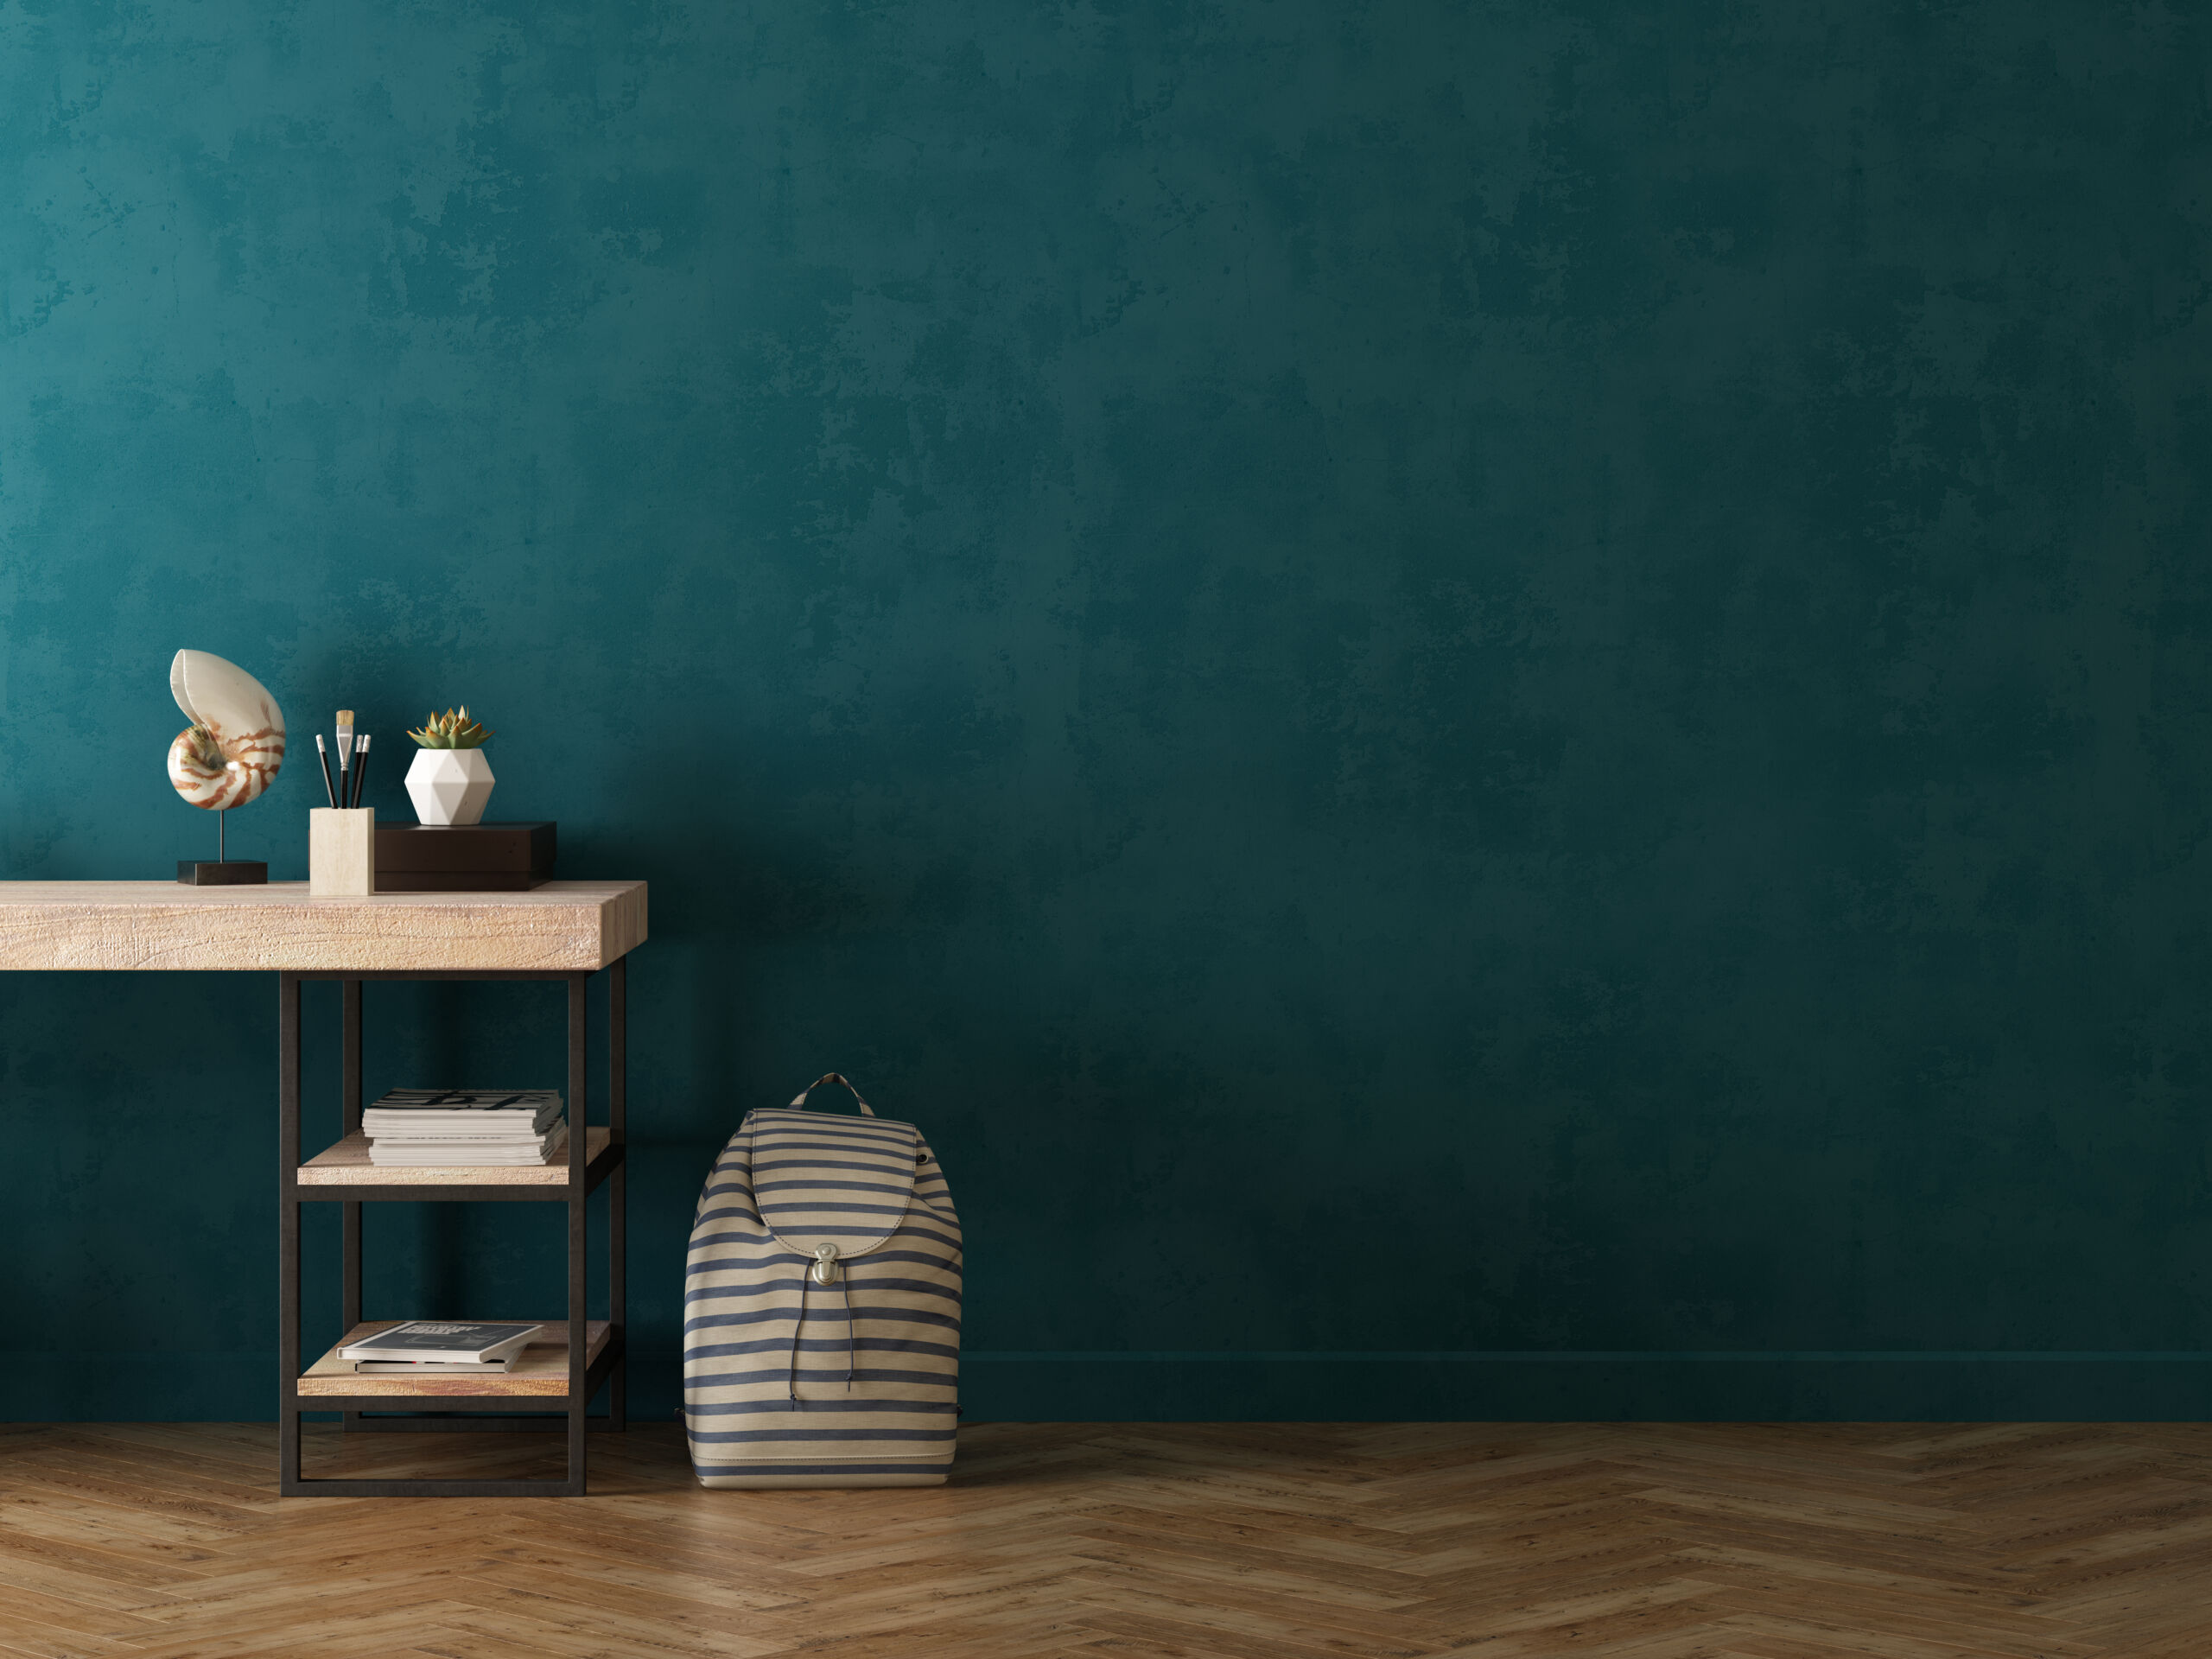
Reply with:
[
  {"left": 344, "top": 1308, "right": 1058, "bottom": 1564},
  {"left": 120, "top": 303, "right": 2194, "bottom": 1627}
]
[{"left": 277, "top": 959, "right": 628, "bottom": 1497}]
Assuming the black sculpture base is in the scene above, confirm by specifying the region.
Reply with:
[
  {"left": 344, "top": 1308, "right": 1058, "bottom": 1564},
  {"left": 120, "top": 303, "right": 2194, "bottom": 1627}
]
[{"left": 178, "top": 860, "right": 268, "bottom": 886}]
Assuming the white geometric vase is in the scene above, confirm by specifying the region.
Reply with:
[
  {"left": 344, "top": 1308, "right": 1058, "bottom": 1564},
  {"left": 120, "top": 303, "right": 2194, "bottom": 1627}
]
[{"left": 404, "top": 747, "right": 495, "bottom": 826}]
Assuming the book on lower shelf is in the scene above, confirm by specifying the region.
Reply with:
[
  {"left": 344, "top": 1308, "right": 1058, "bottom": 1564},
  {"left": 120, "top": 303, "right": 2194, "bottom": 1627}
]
[
  {"left": 361, "top": 1088, "right": 568, "bottom": 1167},
  {"left": 338, "top": 1320, "right": 542, "bottom": 1366},
  {"left": 353, "top": 1357, "right": 518, "bottom": 1375}
]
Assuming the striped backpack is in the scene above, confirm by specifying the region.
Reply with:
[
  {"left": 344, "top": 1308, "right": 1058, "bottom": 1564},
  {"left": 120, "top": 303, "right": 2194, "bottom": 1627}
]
[{"left": 683, "top": 1074, "right": 963, "bottom": 1487}]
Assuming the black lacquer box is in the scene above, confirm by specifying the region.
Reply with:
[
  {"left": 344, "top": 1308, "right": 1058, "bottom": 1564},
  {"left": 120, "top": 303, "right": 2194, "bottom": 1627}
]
[
  {"left": 177, "top": 860, "right": 268, "bottom": 885},
  {"left": 374, "top": 822, "right": 556, "bottom": 891}
]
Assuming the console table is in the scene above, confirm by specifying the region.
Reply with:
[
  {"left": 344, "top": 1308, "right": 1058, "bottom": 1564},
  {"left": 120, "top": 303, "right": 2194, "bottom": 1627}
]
[{"left": 0, "top": 880, "right": 647, "bottom": 1497}]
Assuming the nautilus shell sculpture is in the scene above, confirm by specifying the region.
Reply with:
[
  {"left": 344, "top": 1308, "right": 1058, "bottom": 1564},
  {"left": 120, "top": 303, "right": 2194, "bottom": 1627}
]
[{"left": 166, "top": 650, "right": 286, "bottom": 810}]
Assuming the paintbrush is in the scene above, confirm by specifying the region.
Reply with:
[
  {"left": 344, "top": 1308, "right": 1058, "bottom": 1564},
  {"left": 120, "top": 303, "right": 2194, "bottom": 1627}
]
[
  {"left": 349, "top": 734, "right": 372, "bottom": 809},
  {"left": 314, "top": 734, "right": 338, "bottom": 808},
  {"left": 335, "top": 709, "right": 354, "bottom": 799}
]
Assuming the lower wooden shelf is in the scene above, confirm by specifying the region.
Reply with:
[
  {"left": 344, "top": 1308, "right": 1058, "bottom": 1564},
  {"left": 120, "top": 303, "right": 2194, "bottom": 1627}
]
[{"left": 301, "top": 1320, "right": 612, "bottom": 1397}]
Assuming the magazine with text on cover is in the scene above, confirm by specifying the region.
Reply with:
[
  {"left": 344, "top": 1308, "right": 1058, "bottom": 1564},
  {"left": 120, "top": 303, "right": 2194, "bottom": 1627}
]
[
  {"left": 362, "top": 1090, "right": 563, "bottom": 1135},
  {"left": 337, "top": 1321, "right": 542, "bottom": 1364}
]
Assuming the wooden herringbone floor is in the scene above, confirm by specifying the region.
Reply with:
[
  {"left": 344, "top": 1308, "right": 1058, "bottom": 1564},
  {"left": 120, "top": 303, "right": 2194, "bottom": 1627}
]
[{"left": 2, "top": 1422, "right": 2210, "bottom": 1657}]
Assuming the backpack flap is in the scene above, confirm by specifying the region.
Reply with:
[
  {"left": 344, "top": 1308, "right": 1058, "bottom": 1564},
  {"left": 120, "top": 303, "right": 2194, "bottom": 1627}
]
[{"left": 747, "top": 1107, "right": 922, "bottom": 1279}]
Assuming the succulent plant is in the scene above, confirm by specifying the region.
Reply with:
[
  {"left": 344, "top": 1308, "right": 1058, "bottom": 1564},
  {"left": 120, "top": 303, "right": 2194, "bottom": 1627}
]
[{"left": 407, "top": 706, "right": 495, "bottom": 749}]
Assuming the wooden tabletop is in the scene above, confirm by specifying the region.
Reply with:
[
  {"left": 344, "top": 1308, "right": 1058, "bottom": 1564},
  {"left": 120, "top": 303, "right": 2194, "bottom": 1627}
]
[{"left": 0, "top": 880, "right": 646, "bottom": 972}]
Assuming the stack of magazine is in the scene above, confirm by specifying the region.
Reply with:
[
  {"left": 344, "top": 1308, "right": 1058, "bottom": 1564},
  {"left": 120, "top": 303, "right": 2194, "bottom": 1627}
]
[
  {"left": 341, "top": 1320, "right": 543, "bottom": 1375},
  {"left": 363, "top": 1089, "right": 567, "bottom": 1166}
]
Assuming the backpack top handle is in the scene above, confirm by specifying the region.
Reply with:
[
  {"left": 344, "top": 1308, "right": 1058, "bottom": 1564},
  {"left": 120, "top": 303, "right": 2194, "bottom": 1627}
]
[{"left": 787, "top": 1072, "right": 877, "bottom": 1117}]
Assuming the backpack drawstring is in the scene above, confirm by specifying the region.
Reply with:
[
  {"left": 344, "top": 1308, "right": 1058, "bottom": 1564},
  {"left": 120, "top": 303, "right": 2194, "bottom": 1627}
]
[
  {"left": 786, "top": 1248, "right": 857, "bottom": 1406},
  {"left": 842, "top": 1275, "right": 856, "bottom": 1392}
]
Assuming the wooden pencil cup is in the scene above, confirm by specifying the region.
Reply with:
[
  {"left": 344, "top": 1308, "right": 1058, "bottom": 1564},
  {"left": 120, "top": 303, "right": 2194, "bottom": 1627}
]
[{"left": 309, "top": 808, "right": 376, "bottom": 896}]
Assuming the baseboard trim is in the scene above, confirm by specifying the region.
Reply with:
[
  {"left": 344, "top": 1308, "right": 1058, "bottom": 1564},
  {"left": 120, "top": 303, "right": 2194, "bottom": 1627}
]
[
  {"left": 6, "top": 1351, "right": 2208, "bottom": 1424},
  {"left": 957, "top": 1351, "right": 2212, "bottom": 1421},
  {"left": 0, "top": 1353, "right": 272, "bottom": 1421}
]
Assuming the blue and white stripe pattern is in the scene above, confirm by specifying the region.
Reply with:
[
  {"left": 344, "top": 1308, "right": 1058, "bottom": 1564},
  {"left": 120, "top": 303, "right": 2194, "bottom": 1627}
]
[{"left": 683, "top": 1077, "right": 961, "bottom": 1488}]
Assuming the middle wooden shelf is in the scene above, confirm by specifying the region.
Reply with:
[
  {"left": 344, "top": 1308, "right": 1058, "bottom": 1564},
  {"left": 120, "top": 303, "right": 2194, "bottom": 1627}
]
[{"left": 297, "top": 1129, "right": 620, "bottom": 1198}]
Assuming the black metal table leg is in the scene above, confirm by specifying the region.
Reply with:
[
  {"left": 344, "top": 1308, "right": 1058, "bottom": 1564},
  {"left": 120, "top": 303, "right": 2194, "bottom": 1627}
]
[
  {"left": 567, "top": 973, "right": 589, "bottom": 1495},
  {"left": 278, "top": 973, "right": 302, "bottom": 1496},
  {"left": 340, "top": 979, "right": 362, "bottom": 1433},
  {"left": 610, "top": 955, "right": 626, "bottom": 1433}
]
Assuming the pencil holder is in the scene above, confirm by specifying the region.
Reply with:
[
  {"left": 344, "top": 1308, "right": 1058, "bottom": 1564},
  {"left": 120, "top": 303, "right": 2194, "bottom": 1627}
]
[{"left": 309, "top": 808, "right": 376, "bottom": 896}]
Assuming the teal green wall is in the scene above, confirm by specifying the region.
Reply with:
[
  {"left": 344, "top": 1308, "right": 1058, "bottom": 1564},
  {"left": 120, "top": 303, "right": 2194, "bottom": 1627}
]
[{"left": 4, "top": 1, "right": 2211, "bottom": 1422}]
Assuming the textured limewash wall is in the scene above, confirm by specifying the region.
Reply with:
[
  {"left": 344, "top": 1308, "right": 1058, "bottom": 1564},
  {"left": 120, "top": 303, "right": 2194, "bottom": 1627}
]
[{"left": 3, "top": 2, "right": 2210, "bottom": 1421}]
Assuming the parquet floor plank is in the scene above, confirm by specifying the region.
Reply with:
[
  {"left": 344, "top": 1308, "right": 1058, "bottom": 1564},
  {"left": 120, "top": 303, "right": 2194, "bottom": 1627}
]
[
  {"left": 457, "top": 1561, "right": 821, "bottom": 1649},
  {"left": 1062, "top": 1635, "right": 1254, "bottom": 1659},
  {"left": 1070, "top": 1518, "right": 1422, "bottom": 1605},
  {"left": 59, "top": 1435, "right": 265, "bottom": 1487},
  {"left": 1080, "top": 1498, "right": 1423, "bottom": 1567},
  {"left": 410, "top": 1637, "right": 572, "bottom": 1659},
  {"left": 2, "top": 1422, "right": 2209, "bottom": 1656},
  {"left": 1698, "top": 1587, "right": 2095, "bottom": 1657},
  {"left": 0, "top": 1482, "right": 240, "bottom": 1562},
  {"left": 0, "top": 1553, "right": 188, "bottom": 1621},
  {"left": 779, "top": 1558, "right": 1093, "bottom": 1637},
  {"left": 478, "top": 1543, "right": 810, "bottom": 1617},
  {"left": 1696, "top": 1612, "right": 2074, "bottom": 1659},
  {"left": 1417, "top": 1579, "right": 1731, "bottom": 1648},
  {"left": 1066, "top": 1604, "right": 1424, "bottom": 1659},
  {"left": 0, "top": 1583, "right": 162, "bottom": 1652},
  {"left": 1618, "top": 1503, "right": 2014, "bottom": 1590},
  {"left": 0, "top": 1624, "right": 142, "bottom": 1659},
  {"left": 434, "top": 1601, "right": 777, "bottom": 1659},
  {"left": 0, "top": 1510, "right": 230, "bottom": 1583},
  {"left": 116, "top": 1562, "right": 504, "bottom": 1644},
  {"left": 1666, "top": 1542, "right": 2040, "bottom": 1617},
  {"left": 0, "top": 1467, "right": 266, "bottom": 1542},
  {"left": 115, "top": 1599, "right": 496, "bottom": 1659}
]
